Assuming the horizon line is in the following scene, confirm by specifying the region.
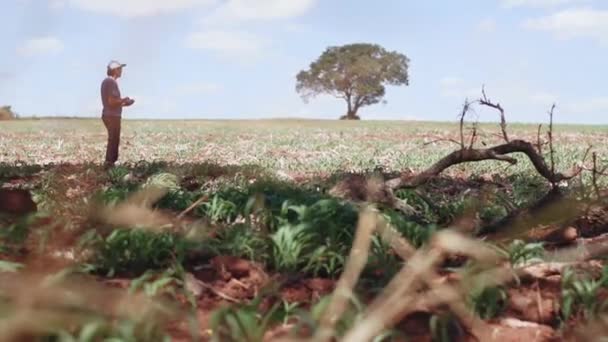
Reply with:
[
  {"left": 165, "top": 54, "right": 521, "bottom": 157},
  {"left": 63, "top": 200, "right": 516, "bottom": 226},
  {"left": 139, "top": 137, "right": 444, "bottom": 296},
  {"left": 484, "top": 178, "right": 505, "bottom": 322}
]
[{"left": 7, "top": 115, "right": 606, "bottom": 126}]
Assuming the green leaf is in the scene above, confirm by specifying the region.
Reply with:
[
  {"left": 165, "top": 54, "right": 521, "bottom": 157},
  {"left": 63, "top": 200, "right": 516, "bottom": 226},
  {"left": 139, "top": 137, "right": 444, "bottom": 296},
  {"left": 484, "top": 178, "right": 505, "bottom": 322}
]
[
  {"left": 78, "top": 321, "right": 105, "bottom": 341},
  {"left": 562, "top": 293, "right": 574, "bottom": 320}
]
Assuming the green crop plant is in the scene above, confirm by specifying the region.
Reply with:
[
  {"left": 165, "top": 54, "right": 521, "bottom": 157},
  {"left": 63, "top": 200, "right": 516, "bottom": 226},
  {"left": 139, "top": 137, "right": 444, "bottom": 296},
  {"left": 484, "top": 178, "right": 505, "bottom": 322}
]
[
  {"left": 561, "top": 267, "right": 608, "bottom": 321},
  {"left": 270, "top": 223, "right": 316, "bottom": 273},
  {"left": 209, "top": 296, "right": 284, "bottom": 342},
  {"left": 497, "top": 239, "right": 545, "bottom": 267},
  {"left": 208, "top": 223, "right": 270, "bottom": 263},
  {"left": 469, "top": 285, "right": 508, "bottom": 320},
  {"left": 89, "top": 228, "right": 194, "bottom": 277}
]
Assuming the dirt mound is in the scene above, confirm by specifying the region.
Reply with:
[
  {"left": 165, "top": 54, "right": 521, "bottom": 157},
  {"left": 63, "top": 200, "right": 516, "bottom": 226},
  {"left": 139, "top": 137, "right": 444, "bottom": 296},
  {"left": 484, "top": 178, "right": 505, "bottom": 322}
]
[
  {"left": 0, "top": 188, "right": 37, "bottom": 215},
  {"left": 574, "top": 205, "right": 608, "bottom": 238}
]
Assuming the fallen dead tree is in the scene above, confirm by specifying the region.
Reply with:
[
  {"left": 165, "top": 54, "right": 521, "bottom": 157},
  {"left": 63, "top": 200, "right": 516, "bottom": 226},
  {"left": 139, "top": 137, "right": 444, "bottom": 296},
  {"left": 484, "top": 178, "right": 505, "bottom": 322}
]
[
  {"left": 331, "top": 88, "right": 604, "bottom": 237},
  {"left": 385, "top": 138, "right": 586, "bottom": 190},
  {"left": 385, "top": 87, "right": 590, "bottom": 191}
]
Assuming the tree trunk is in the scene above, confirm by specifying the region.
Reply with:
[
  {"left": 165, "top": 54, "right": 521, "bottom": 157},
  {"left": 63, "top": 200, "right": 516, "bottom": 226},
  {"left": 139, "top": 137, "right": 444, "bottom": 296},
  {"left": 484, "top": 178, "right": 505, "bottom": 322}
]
[
  {"left": 340, "top": 95, "right": 361, "bottom": 120},
  {"left": 340, "top": 108, "right": 361, "bottom": 120}
]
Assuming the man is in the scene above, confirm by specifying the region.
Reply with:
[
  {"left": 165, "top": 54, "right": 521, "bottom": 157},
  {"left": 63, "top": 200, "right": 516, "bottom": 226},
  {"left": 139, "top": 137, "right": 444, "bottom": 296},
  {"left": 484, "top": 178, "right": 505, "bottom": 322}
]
[{"left": 101, "top": 60, "right": 134, "bottom": 168}]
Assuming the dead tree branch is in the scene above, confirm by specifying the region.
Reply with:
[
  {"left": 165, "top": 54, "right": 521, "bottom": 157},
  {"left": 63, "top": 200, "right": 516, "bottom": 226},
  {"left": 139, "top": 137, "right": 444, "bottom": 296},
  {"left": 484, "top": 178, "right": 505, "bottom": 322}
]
[
  {"left": 459, "top": 99, "right": 472, "bottom": 149},
  {"left": 536, "top": 124, "right": 543, "bottom": 154},
  {"left": 548, "top": 104, "right": 556, "bottom": 182},
  {"left": 583, "top": 163, "right": 608, "bottom": 177},
  {"left": 479, "top": 86, "right": 509, "bottom": 143},
  {"left": 384, "top": 90, "right": 593, "bottom": 193},
  {"left": 387, "top": 139, "right": 584, "bottom": 190},
  {"left": 593, "top": 152, "right": 601, "bottom": 198},
  {"left": 468, "top": 125, "right": 478, "bottom": 150}
]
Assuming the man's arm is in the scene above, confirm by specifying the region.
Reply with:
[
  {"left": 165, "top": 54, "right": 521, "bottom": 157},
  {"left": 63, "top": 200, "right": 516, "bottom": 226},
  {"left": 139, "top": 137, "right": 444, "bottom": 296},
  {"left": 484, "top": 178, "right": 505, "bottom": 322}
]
[
  {"left": 107, "top": 95, "right": 125, "bottom": 107},
  {"left": 107, "top": 96, "right": 134, "bottom": 107},
  {"left": 104, "top": 79, "right": 134, "bottom": 107},
  {"left": 122, "top": 97, "right": 135, "bottom": 106}
]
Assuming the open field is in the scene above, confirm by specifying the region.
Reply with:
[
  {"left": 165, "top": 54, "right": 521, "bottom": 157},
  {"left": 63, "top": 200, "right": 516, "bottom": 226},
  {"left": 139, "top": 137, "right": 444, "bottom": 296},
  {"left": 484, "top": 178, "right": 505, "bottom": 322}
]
[
  {"left": 3, "top": 119, "right": 608, "bottom": 341},
  {"left": 2, "top": 119, "right": 606, "bottom": 176}
]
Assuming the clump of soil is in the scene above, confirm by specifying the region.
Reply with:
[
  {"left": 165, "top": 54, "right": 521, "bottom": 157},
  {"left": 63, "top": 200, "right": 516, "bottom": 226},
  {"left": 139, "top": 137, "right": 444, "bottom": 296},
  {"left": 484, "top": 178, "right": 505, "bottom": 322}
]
[
  {"left": 574, "top": 205, "right": 608, "bottom": 238},
  {"left": 0, "top": 188, "right": 37, "bottom": 215}
]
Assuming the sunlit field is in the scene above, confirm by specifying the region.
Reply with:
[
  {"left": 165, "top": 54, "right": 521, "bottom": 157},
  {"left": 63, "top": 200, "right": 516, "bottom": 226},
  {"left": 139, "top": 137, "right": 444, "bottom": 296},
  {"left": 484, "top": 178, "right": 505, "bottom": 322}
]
[
  {"left": 2, "top": 118, "right": 608, "bottom": 341},
  {"left": 2, "top": 118, "right": 605, "bottom": 175}
]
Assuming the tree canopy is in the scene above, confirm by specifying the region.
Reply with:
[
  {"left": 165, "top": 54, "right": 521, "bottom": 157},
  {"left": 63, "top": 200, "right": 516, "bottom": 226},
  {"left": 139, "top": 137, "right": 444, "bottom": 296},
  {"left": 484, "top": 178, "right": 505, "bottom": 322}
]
[{"left": 296, "top": 43, "right": 410, "bottom": 120}]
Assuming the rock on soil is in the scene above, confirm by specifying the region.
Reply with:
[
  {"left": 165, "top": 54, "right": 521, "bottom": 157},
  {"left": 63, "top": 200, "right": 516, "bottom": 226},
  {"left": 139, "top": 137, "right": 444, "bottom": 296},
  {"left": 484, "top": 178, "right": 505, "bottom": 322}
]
[
  {"left": 472, "top": 318, "right": 559, "bottom": 342},
  {"left": 506, "top": 285, "right": 560, "bottom": 325},
  {"left": 574, "top": 205, "right": 608, "bottom": 238}
]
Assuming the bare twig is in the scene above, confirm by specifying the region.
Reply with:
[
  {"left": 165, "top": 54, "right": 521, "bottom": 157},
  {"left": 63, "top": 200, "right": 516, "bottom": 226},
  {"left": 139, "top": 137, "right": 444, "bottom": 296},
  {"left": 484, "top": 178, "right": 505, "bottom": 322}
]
[
  {"left": 177, "top": 195, "right": 209, "bottom": 220},
  {"left": 375, "top": 221, "right": 416, "bottom": 259},
  {"left": 342, "top": 230, "right": 500, "bottom": 342},
  {"left": 593, "top": 152, "right": 600, "bottom": 198},
  {"left": 341, "top": 248, "right": 443, "bottom": 341},
  {"left": 548, "top": 104, "right": 556, "bottom": 184},
  {"left": 468, "top": 125, "right": 478, "bottom": 150},
  {"left": 536, "top": 124, "right": 543, "bottom": 154},
  {"left": 559, "top": 144, "right": 593, "bottom": 190},
  {"left": 479, "top": 86, "right": 509, "bottom": 143},
  {"left": 314, "top": 208, "right": 379, "bottom": 342},
  {"left": 459, "top": 99, "right": 472, "bottom": 150},
  {"left": 583, "top": 164, "right": 608, "bottom": 177},
  {"left": 186, "top": 276, "right": 240, "bottom": 303}
]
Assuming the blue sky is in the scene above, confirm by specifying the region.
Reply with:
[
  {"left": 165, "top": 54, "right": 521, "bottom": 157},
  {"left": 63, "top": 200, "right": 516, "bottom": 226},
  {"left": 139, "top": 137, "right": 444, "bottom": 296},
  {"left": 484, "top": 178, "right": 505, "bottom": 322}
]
[{"left": 1, "top": 0, "right": 607, "bottom": 123}]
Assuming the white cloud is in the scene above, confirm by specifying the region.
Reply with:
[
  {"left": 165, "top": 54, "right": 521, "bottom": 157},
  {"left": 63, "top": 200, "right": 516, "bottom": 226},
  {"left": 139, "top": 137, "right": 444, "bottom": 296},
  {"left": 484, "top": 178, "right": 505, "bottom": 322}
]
[
  {"left": 61, "top": 0, "right": 217, "bottom": 17},
  {"left": 501, "top": 0, "right": 588, "bottom": 8},
  {"left": 477, "top": 18, "right": 497, "bottom": 33},
  {"left": 17, "top": 37, "right": 64, "bottom": 57},
  {"left": 60, "top": 0, "right": 316, "bottom": 20},
  {"left": 524, "top": 8, "right": 608, "bottom": 44},
  {"left": 184, "top": 0, "right": 317, "bottom": 64},
  {"left": 185, "top": 30, "right": 266, "bottom": 59},
  {"left": 202, "top": 0, "right": 317, "bottom": 25}
]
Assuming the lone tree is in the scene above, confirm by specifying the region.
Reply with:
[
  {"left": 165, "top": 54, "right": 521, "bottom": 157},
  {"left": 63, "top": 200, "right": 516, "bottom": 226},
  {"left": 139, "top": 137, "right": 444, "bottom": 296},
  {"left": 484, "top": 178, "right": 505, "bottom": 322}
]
[{"left": 296, "top": 43, "right": 410, "bottom": 120}]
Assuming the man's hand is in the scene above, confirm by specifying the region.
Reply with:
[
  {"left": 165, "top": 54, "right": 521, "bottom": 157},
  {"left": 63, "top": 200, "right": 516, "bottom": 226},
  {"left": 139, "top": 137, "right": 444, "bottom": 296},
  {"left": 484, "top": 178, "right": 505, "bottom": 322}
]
[{"left": 122, "top": 97, "right": 135, "bottom": 107}]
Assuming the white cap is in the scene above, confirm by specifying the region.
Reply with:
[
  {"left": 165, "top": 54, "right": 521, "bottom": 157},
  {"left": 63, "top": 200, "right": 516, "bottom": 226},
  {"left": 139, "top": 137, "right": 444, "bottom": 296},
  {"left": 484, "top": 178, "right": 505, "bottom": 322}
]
[{"left": 107, "top": 60, "right": 126, "bottom": 70}]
